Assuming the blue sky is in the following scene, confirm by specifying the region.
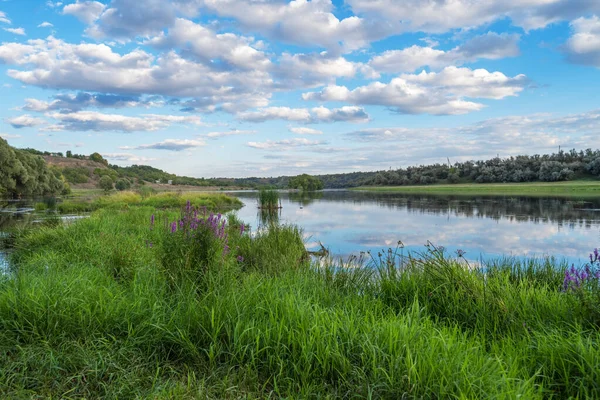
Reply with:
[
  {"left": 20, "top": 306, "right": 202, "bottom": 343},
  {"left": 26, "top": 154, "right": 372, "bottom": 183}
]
[{"left": 0, "top": 0, "right": 599, "bottom": 178}]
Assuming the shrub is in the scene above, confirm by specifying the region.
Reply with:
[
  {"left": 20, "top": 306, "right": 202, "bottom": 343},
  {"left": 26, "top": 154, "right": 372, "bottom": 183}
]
[
  {"left": 98, "top": 176, "right": 114, "bottom": 192},
  {"left": 115, "top": 179, "right": 131, "bottom": 191}
]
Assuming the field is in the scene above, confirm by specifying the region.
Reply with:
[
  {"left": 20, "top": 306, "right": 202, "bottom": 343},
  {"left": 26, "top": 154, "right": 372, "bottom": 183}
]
[
  {"left": 355, "top": 180, "right": 600, "bottom": 197},
  {"left": 1, "top": 195, "right": 599, "bottom": 398}
]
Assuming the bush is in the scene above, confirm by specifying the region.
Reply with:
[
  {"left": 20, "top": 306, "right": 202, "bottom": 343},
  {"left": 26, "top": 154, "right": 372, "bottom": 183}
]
[
  {"left": 115, "top": 179, "right": 131, "bottom": 191},
  {"left": 98, "top": 176, "right": 114, "bottom": 192}
]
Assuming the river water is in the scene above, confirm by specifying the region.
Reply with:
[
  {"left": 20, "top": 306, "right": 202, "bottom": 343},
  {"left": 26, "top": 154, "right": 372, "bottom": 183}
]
[
  {"left": 2, "top": 191, "right": 600, "bottom": 269},
  {"left": 231, "top": 190, "right": 600, "bottom": 265}
]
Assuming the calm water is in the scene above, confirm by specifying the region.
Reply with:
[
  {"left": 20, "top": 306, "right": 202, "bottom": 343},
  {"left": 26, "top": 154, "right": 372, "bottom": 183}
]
[
  {"left": 2, "top": 192, "right": 600, "bottom": 269},
  {"left": 231, "top": 190, "right": 600, "bottom": 265}
]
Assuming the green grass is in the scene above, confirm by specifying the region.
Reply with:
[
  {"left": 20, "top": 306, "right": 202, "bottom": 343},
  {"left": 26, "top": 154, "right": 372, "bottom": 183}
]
[
  {"left": 355, "top": 180, "right": 600, "bottom": 197},
  {"left": 57, "top": 191, "right": 243, "bottom": 214},
  {"left": 1, "top": 207, "right": 599, "bottom": 398}
]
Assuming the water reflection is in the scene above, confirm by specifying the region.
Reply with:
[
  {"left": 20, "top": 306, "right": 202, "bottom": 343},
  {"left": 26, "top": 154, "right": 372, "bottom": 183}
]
[{"left": 231, "top": 190, "right": 600, "bottom": 264}]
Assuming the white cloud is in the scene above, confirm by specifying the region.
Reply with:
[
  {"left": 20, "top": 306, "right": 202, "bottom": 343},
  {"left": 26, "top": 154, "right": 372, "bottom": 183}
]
[
  {"left": 22, "top": 93, "right": 162, "bottom": 112},
  {"left": 43, "top": 111, "right": 204, "bottom": 132},
  {"left": 370, "top": 32, "right": 520, "bottom": 73},
  {"left": 565, "top": 15, "right": 600, "bottom": 68},
  {"left": 63, "top": 1, "right": 106, "bottom": 24},
  {"left": 247, "top": 137, "right": 326, "bottom": 150},
  {"left": 0, "top": 133, "right": 22, "bottom": 139},
  {"left": 205, "top": 129, "right": 256, "bottom": 138},
  {"left": 5, "top": 115, "right": 46, "bottom": 128},
  {"left": 303, "top": 67, "right": 527, "bottom": 115},
  {"left": 201, "top": 0, "right": 391, "bottom": 51},
  {"left": 146, "top": 18, "right": 270, "bottom": 71},
  {"left": 0, "top": 36, "right": 273, "bottom": 110},
  {"left": 311, "top": 106, "right": 370, "bottom": 123},
  {"left": 0, "top": 11, "right": 10, "bottom": 24},
  {"left": 289, "top": 127, "right": 323, "bottom": 135},
  {"left": 238, "top": 107, "right": 312, "bottom": 123},
  {"left": 3, "top": 27, "right": 25, "bottom": 35},
  {"left": 103, "top": 153, "right": 157, "bottom": 162},
  {"left": 120, "top": 139, "right": 206, "bottom": 151},
  {"left": 38, "top": 22, "right": 54, "bottom": 28},
  {"left": 346, "top": 0, "right": 600, "bottom": 33},
  {"left": 238, "top": 106, "right": 370, "bottom": 123}
]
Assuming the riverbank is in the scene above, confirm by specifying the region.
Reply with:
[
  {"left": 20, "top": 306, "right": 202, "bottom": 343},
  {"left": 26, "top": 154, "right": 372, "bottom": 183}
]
[
  {"left": 1, "top": 198, "right": 599, "bottom": 398},
  {"left": 354, "top": 180, "right": 600, "bottom": 197}
]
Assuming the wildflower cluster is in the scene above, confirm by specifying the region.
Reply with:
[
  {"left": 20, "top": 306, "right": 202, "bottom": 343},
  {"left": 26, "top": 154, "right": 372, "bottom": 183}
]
[{"left": 563, "top": 249, "right": 600, "bottom": 292}]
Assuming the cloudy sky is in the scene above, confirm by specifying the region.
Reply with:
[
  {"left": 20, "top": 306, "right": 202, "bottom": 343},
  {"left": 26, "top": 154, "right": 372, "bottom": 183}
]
[{"left": 1, "top": 0, "right": 599, "bottom": 178}]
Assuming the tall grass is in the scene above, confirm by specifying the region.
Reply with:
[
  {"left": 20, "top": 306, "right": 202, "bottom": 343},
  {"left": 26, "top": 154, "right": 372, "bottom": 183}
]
[{"left": 1, "top": 207, "right": 599, "bottom": 398}]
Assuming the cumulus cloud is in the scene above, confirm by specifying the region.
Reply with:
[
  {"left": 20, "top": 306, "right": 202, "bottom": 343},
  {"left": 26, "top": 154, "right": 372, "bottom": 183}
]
[
  {"left": 3, "top": 27, "right": 25, "bottom": 35},
  {"left": 205, "top": 129, "right": 256, "bottom": 138},
  {"left": 238, "top": 107, "right": 312, "bottom": 123},
  {"left": 38, "top": 22, "right": 54, "bottom": 28},
  {"left": 0, "top": 11, "right": 10, "bottom": 24},
  {"left": 346, "top": 0, "right": 600, "bottom": 33},
  {"left": 63, "top": 1, "right": 106, "bottom": 24},
  {"left": 22, "top": 93, "right": 162, "bottom": 112},
  {"left": 238, "top": 106, "right": 370, "bottom": 123},
  {"left": 200, "top": 0, "right": 391, "bottom": 51},
  {"left": 43, "top": 111, "right": 203, "bottom": 132},
  {"left": 303, "top": 67, "right": 528, "bottom": 115},
  {"left": 120, "top": 139, "right": 206, "bottom": 151},
  {"left": 0, "top": 36, "right": 273, "bottom": 111},
  {"left": 370, "top": 32, "right": 520, "bottom": 73},
  {"left": 146, "top": 18, "right": 270, "bottom": 71},
  {"left": 565, "top": 16, "right": 600, "bottom": 67},
  {"left": 5, "top": 115, "right": 46, "bottom": 129},
  {"left": 289, "top": 127, "right": 323, "bottom": 135},
  {"left": 247, "top": 137, "right": 326, "bottom": 151}
]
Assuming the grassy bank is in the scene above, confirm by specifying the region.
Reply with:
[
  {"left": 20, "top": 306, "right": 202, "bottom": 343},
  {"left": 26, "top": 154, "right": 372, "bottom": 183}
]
[
  {"left": 2, "top": 205, "right": 600, "bottom": 398},
  {"left": 355, "top": 180, "right": 600, "bottom": 197},
  {"left": 58, "top": 190, "right": 243, "bottom": 213}
]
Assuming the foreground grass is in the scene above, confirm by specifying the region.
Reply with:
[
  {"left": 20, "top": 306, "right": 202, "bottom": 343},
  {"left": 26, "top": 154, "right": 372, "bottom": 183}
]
[
  {"left": 355, "top": 180, "right": 600, "bottom": 197},
  {"left": 1, "top": 207, "right": 599, "bottom": 398}
]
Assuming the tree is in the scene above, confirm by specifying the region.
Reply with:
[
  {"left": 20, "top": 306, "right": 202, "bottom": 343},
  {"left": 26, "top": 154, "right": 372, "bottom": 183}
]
[
  {"left": 90, "top": 152, "right": 108, "bottom": 166},
  {"left": 289, "top": 174, "right": 324, "bottom": 191},
  {"left": 0, "top": 138, "right": 65, "bottom": 197},
  {"left": 66, "top": 150, "right": 72, "bottom": 158},
  {"left": 98, "top": 176, "right": 114, "bottom": 192}
]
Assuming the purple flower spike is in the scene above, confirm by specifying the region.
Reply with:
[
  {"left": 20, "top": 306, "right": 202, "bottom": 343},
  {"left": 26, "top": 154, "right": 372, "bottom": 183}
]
[
  {"left": 237, "top": 255, "right": 244, "bottom": 262},
  {"left": 240, "top": 224, "right": 245, "bottom": 234},
  {"left": 171, "top": 222, "right": 177, "bottom": 233}
]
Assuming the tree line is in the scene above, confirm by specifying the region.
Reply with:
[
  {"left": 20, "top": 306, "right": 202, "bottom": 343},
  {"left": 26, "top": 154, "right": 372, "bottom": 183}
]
[
  {"left": 366, "top": 149, "right": 600, "bottom": 186},
  {"left": 0, "top": 139, "right": 67, "bottom": 197}
]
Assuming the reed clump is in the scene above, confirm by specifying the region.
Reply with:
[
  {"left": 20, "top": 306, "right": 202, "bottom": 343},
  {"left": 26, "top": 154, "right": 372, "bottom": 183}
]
[{"left": 258, "top": 188, "right": 281, "bottom": 210}]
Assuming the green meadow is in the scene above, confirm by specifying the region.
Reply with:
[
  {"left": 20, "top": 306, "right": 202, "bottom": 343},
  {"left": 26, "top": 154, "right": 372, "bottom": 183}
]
[
  {"left": 355, "top": 180, "right": 600, "bottom": 197},
  {"left": 0, "top": 194, "right": 599, "bottom": 398}
]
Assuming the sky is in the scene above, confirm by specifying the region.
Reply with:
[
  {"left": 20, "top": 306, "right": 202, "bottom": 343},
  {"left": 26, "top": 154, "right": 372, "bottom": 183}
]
[{"left": 0, "top": 0, "right": 599, "bottom": 178}]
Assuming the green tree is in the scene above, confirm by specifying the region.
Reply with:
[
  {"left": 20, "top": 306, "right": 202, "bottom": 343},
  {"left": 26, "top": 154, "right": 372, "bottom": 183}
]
[
  {"left": 66, "top": 150, "right": 72, "bottom": 158},
  {"left": 289, "top": 174, "right": 324, "bottom": 191},
  {"left": 90, "top": 152, "right": 108, "bottom": 166},
  {"left": 0, "top": 138, "right": 65, "bottom": 197},
  {"left": 98, "top": 176, "right": 114, "bottom": 192}
]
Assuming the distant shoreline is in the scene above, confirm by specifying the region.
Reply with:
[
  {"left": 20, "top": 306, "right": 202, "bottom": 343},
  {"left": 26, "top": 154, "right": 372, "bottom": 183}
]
[{"left": 353, "top": 181, "right": 600, "bottom": 197}]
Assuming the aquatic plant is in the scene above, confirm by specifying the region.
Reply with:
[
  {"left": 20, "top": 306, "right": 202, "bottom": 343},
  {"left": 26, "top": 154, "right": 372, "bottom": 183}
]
[{"left": 258, "top": 188, "right": 280, "bottom": 210}]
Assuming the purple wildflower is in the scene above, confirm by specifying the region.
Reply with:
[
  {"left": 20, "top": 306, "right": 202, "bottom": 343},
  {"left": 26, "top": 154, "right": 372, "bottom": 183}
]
[
  {"left": 171, "top": 222, "right": 177, "bottom": 233},
  {"left": 240, "top": 224, "right": 245, "bottom": 235},
  {"left": 237, "top": 255, "right": 244, "bottom": 262}
]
